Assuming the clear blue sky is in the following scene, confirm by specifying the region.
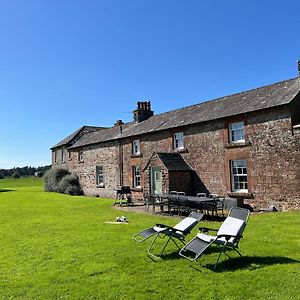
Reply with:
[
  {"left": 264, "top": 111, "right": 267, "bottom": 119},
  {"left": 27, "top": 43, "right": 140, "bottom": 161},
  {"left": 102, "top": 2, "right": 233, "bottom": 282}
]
[{"left": 1, "top": 0, "right": 300, "bottom": 169}]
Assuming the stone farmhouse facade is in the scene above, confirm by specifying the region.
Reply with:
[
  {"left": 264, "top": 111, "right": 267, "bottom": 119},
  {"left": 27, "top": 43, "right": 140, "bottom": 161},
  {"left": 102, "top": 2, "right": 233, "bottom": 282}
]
[{"left": 51, "top": 69, "right": 300, "bottom": 211}]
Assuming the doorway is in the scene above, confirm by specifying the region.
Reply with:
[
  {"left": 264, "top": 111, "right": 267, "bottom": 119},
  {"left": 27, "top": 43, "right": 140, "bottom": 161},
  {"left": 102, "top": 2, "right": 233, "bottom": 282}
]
[{"left": 150, "top": 167, "right": 162, "bottom": 194}]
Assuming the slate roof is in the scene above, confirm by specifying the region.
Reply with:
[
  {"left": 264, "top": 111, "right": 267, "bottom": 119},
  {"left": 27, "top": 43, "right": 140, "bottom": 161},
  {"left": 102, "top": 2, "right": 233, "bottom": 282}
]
[
  {"left": 66, "top": 77, "right": 300, "bottom": 149},
  {"left": 156, "top": 153, "right": 193, "bottom": 171},
  {"left": 67, "top": 123, "right": 133, "bottom": 149},
  {"left": 51, "top": 126, "right": 106, "bottom": 149}
]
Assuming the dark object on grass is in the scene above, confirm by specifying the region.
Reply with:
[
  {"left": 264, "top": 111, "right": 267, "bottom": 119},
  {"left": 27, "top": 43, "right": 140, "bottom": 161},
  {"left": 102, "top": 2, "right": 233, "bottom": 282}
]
[{"left": 268, "top": 205, "right": 278, "bottom": 212}]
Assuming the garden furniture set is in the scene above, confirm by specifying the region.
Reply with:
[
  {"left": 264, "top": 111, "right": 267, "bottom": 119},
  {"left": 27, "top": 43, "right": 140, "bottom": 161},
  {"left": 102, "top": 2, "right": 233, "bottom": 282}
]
[{"left": 133, "top": 207, "right": 250, "bottom": 269}]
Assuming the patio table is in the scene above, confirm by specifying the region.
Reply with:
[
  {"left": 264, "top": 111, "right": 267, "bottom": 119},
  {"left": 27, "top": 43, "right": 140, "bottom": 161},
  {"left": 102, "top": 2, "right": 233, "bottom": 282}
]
[{"left": 173, "top": 196, "right": 224, "bottom": 216}]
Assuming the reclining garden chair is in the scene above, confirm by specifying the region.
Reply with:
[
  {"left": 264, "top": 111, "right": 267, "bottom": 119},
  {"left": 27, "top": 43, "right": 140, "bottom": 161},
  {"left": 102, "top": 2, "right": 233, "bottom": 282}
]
[
  {"left": 179, "top": 207, "right": 250, "bottom": 269},
  {"left": 132, "top": 212, "right": 203, "bottom": 259}
]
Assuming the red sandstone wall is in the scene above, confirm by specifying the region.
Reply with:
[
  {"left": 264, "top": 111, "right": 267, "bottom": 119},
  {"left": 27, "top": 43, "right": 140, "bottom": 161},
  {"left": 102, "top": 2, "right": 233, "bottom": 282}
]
[
  {"left": 51, "top": 106, "right": 300, "bottom": 210},
  {"left": 67, "top": 141, "right": 120, "bottom": 198}
]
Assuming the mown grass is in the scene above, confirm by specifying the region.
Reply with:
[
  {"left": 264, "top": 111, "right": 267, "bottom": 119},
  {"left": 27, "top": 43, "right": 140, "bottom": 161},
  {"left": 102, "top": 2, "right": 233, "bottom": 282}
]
[{"left": 0, "top": 177, "right": 299, "bottom": 299}]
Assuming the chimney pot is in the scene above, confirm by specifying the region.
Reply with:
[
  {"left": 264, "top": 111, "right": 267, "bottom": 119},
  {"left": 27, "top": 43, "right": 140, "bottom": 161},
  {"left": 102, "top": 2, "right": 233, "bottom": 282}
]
[{"left": 133, "top": 100, "right": 154, "bottom": 122}]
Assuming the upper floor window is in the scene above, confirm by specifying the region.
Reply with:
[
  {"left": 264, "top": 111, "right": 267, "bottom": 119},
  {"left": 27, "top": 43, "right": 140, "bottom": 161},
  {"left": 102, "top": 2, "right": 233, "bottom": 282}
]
[
  {"left": 61, "top": 148, "right": 65, "bottom": 163},
  {"left": 79, "top": 151, "right": 84, "bottom": 162},
  {"left": 132, "top": 139, "right": 141, "bottom": 155},
  {"left": 231, "top": 159, "right": 248, "bottom": 192},
  {"left": 54, "top": 150, "right": 57, "bottom": 163},
  {"left": 173, "top": 132, "right": 184, "bottom": 150},
  {"left": 229, "top": 121, "right": 245, "bottom": 143},
  {"left": 133, "top": 166, "right": 141, "bottom": 188},
  {"left": 96, "top": 166, "right": 104, "bottom": 187}
]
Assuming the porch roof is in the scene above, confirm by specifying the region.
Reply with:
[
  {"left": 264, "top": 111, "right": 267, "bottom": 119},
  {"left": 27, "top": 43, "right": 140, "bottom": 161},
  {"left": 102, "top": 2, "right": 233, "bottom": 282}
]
[{"left": 156, "top": 152, "right": 193, "bottom": 171}]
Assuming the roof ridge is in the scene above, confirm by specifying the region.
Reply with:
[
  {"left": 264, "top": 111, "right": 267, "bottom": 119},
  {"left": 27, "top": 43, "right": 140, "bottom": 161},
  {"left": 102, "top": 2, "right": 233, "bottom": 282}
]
[
  {"left": 65, "top": 76, "right": 300, "bottom": 149},
  {"left": 151, "top": 77, "right": 299, "bottom": 119}
]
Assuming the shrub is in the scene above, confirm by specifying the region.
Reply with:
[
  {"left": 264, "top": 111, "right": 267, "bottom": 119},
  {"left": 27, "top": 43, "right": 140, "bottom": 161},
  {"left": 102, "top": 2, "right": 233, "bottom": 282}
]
[
  {"left": 44, "top": 168, "right": 82, "bottom": 196},
  {"left": 58, "top": 174, "right": 83, "bottom": 195},
  {"left": 13, "top": 172, "right": 20, "bottom": 179}
]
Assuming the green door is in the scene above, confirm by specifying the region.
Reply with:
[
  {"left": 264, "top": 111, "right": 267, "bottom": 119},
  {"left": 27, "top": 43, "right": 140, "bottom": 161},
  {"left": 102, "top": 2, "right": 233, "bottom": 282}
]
[{"left": 151, "top": 167, "right": 162, "bottom": 194}]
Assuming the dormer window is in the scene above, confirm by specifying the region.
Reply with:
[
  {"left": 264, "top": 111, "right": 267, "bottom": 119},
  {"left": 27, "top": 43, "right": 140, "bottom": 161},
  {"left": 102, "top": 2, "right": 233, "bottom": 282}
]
[
  {"left": 132, "top": 139, "right": 141, "bottom": 155},
  {"left": 229, "top": 122, "right": 245, "bottom": 143},
  {"left": 173, "top": 132, "right": 184, "bottom": 150}
]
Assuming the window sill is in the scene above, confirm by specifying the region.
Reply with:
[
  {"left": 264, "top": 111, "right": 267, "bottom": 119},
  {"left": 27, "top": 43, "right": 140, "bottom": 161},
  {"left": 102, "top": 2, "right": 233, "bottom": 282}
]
[
  {"left": 225, "top": 141, "right": 251, "bottom": 149},
  {"left": 131, "top": 187, "right": 143, "bottom": 192},
  {"left": 227, "top": 192, "right": 253, "bottom": 199},
  {"left": 174, "top": 148, "right": 188, "bottom": 154},
  {"left": 130, "top": 154, "right": 143, "bottom": 158},
  {"left": 78, "top": 161, "right": 84, "bottom": 163},
  {"left": 96, "top": 185, "right": 105, "bottom": 188}
]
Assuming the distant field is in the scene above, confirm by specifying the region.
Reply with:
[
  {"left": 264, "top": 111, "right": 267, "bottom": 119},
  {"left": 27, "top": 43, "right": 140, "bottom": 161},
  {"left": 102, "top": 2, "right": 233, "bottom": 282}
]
[
  {"left": 0, "top": 176, "right": 43, "bottom": 188},
  {"left": 0, "top": 178, "right": 299, "bottom": 299}
]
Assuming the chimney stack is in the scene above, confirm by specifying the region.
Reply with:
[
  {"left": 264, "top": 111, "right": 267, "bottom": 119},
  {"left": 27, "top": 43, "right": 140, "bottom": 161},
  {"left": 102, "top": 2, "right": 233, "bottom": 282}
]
[
  {"left": 114, "top": 119, "right": 124, "bottom": 134},
  {"left": 114, "top": 119, "right": 124, "bottom": 126},
  {"left": 298, "top": 60, "right": 300, "bottom": 76},
  {"left": 133, "top": 101, "right": 154, "bottom": 123}
]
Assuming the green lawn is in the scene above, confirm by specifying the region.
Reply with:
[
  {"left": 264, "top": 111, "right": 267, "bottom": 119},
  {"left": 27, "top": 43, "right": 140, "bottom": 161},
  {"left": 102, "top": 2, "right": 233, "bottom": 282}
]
[{"left": 0, "top": 177, "right": 299, "bottom": 299}]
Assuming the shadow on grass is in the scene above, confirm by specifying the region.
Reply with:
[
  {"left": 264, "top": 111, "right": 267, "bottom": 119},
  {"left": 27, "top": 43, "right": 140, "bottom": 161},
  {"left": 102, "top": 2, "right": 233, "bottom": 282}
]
[
  {"left": 157, "top": 243, "right": 225, "bottom": 261},
  {"left": 157, "top": 250, "right": 299, "bottom": 272},
  {"left": 204, "top": 255, "right": 300, "bottom": 272},
  {"left": 0, "top": 189, "right": 15, "bottom": 193}
]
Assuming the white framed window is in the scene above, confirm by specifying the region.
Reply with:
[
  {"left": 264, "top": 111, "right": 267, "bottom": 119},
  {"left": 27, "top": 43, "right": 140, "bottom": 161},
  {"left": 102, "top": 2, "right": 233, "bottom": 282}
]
[
  {"left": 132, "top": 139, "right": 141, "bottom": 155},
  {"left": 96, "top": 166, "right": 104, "bottom": 186},
  {"left": 229, "top": 121, "right": 245, "bottom": 143},
  {"left": 173, "top": 132, "right": 184, "bottom": 150},
  {"left": 61, "top": 148, "right": 65, "bottom": 163},
  {"left": 133, "top": 166, "right": 141, "bottom": 188},
  {"left": 231, "top": 160, "right": 248, "bottom": 192},
  {"left": 79, "top": 150, "right": 84, "bottom": 162}
]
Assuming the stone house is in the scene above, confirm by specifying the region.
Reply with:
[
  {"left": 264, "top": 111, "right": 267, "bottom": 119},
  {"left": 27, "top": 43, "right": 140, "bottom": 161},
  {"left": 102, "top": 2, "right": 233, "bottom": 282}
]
[{"left": 51, "top": 67, "right": 300, "bottom": 210}]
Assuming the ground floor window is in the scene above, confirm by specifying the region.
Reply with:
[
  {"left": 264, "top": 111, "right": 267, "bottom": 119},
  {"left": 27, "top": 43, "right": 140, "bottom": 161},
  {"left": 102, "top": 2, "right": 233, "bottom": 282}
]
[
  {"left": 133, "top": 166, "right": 141, "bottom": 188},
  {"left": 231, "top": 159, "right": 248, "bottom": 192},
  {"left": 96, "top": 166, "right": 104, "bottom": 186}
]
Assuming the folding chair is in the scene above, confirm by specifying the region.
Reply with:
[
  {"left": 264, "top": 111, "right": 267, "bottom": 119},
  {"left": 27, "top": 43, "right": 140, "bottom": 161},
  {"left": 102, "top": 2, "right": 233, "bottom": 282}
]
[
  {"left": 132, "top": 212, "right": 203, "bottom": 259},
  {"left": 179, "top": 207, "right": 250, "bottom": 269}
]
